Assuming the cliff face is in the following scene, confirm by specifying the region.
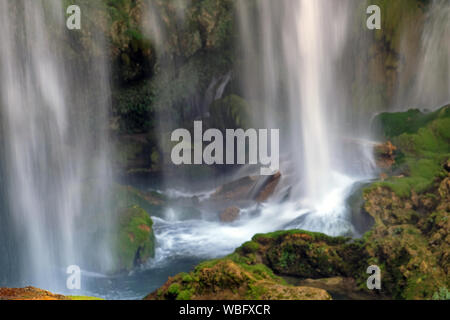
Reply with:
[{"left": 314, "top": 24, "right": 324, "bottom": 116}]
[
  {"left": 102, "top": 0, "right": 433, "bottom": 175},
  {"left": 362, "top": 105, "right": 450, "bottom": 299}
]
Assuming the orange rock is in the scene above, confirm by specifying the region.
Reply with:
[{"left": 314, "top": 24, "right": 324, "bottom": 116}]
[
  {"left": 375, "top": 141, "right": 397, "bottom": 169},
  {"left": 220, "top": 206, "right": 240, "bottom": 223}
]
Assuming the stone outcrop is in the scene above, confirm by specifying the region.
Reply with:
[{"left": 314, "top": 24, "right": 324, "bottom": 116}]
[
  {"left": 374, "top": 141, "right": 397, "bottom": 169},
  {"left": 212, "top": 171, "right": 282, "bottom": 202},
  {"left": 113, "top": 206, "right": 156, "bottom": 272},
  {"left": 145, "top": 251, "right": 331, "bottom": 301},
  {"left": 220, "top": 206, "right": 240, "bottom": 223},
  {"left": 0, "top": 287, "right": 102, "bottom": 300}
]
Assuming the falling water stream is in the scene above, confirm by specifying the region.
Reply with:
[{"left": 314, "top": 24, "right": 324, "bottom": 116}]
[{"left": 0, "top": 0, "right": 112, "bottom": 291}]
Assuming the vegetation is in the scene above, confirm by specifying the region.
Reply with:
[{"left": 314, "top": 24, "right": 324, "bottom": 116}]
[
  {"left": 370, "top": 105, "right": 450, "bottom": 197},
  {"left": 113, "top": 205, "right": 156, "bottom": 272}
]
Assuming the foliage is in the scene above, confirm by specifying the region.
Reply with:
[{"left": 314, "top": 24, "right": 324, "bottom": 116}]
[
  {"left": 371, "top": 105, "right": 450, "bottom": 197},
  {"left": 432, "top": 287, "right": 450, "bottom": 300}
]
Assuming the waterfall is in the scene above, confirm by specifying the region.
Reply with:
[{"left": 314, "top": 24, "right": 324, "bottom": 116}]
[
  {"left": 236, "top": 0, "right": 375, "bottom": 235},
  {"left": 0, "top": 1, "right": 112, "bottom": 289},
  {"left": 411, "top": 0, "right": 450, "bottom": 109}
]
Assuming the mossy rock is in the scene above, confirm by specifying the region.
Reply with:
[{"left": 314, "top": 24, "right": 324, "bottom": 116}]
[
  {"left": 111, "top": 184, "right": 166, "bottom": 218},
  {"left": 145, "top": 257, "right": 331, "bottom": 300},
  {"left": 362, "top": 105, "right": 450, "bottom": 299},
  {"left": 113, "top": 206, "right": 156, "bottom": 272},
  {"left": 374, "top": 105, "right": 450, "bottom": 140},
  {"left": 241, "top": 230, "right": 366, "bottom": 279},
  {"left": 209, "top": 94, "right": 251, "bottom": 130},
  {"left": 371, "top": 105, "right": 450, "bottom": 197}
]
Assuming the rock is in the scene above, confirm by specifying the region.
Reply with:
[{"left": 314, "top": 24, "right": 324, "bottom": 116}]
[
  {"left": 444, "top": 159, "right": 450, "bottom": 172},
  {"left": 240, "top": 230, "right": 365, "bottom": 279},
  {"left": 220, "top": 206, "right": 240, "bottom": 222},
  {"left": 374, "top": 141, "right": 397, "bottom": 169},
  {"left": 253, "top": 171, "right": 282, "bottom": 202},
  {"left": 363, "top": 179, "right": 449, "bottom": 299},
  {"left": 0, "top": 287, "right": 102, "bottom": 300},
  {"left": 0, "top": 287, "right": 67, "bottom": 300},
  {"left": 113, "top": 134, "right": 153, "bottom": 172},
  {"left": 113, "top": 206, "right": 156, "bottom": 272},
  {"left": 297, "top": 277, "right": 380, "bottom": 300},
  {"left": 212, "top": 171, "right": 282, "bottom": 203},
  {"left": 111, "top": 184, "right": 166, "bottom": 218},
  {"left": 212, "top": 176, "right": 258, "bottom": 201},
  {"left": 145, "top": 259, "right": 331, "bottom": 300},
  {"left": 209, "top": 95, "right": 251, "bottom": 130}
]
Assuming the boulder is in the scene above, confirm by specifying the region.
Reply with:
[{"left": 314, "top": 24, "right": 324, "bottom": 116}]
[
  {"left": 145, "top": 259, "right": 331, "bottom": 300},
  {"left": 374, "top": 141, "right": 397, "bottom": 169},
  {"left": 212, "top": 171, "right": 282, "bottom": 202},
  {"left": 220, "top": 206, "right": 240, "bottom": 223},
  {"left": 113, "top": 206, "right": 156, "bottom": 272},
  {"left": 253, "top": 171, "right": 282, "bottom": 202}
]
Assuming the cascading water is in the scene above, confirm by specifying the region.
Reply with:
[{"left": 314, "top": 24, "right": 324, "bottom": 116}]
[
  {"left": 236, "top": 0, "right": 376, "bottom": 235},
  {"left": 0, "top": 1, "right": 112, "bottom": 290},
  {"left": 405, "top": 0, "right": 450, "bottom": 109}
]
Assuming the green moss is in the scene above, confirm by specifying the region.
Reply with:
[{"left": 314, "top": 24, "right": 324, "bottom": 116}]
[
  {"left": 111, "top": 184, "right": 166, "bottom": 217},
  {"left": 167, "top": 283, "right": 181, "bottom": 298},
  {"left": 181, "top": 273, "right": 194, "bottom": 283},
  {"left": 239, "top": 241, "right": 260, "bottom": 254},
  {"left": 370, "top": 105, "right": 450, "bottom": 198},
  {"left": 114, "top": 206, "right": 155, "bottom": 271},
  {"left": 371, "top": 0, "right": 427, "bottom": 49},
  {"left": 252, "top": 229, "right": 350, "bottom": 245},
  {"left": 112, "top": 80, "right": 155, "bottom": 133},
  {"left": 432, "top": 288, "right": 450, "bottom": 300},
  {"left": 246, "top": 284, "right": 268, "bottom": 300},
  {"left": 375, "top": 105, "right": 450, "bottom": 139},
  {"left": 209, "top": 95, "right": 250, "bottom": 130},
  {"left": 177, "top": 289, "right": 194, "bottom": 300}
]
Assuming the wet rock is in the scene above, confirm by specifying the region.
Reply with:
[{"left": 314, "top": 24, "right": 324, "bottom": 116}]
[
  {"left": 212, "top": 171, "right": 282, "bottom": 203},
  {"left": 111, "top": 184, "right": 166, "bottom": 218},
  {"left": 374, "top": 141, "right": 397, "bottom": 169},
  {"left": 212, "top": 176, "right": 258, "bottom": 201},
  {"left": 220, "top": 206, "right": 240, "bottom": 223},
  {"left": 209, "top": 95, "right": 251, "bottom": 130},
  {"left": 113, "top": 206, "right": 156, "bottom": 272},
  {"left": 113, "top": 134, "right": 153, "bottom": 172},
  {"left": 253, "top": 171, "right": 282, "bottom": 202}
]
